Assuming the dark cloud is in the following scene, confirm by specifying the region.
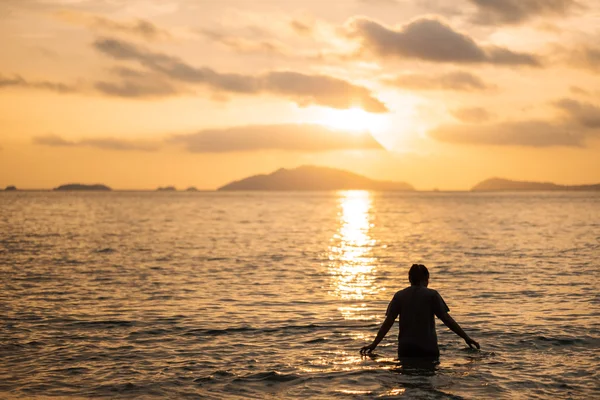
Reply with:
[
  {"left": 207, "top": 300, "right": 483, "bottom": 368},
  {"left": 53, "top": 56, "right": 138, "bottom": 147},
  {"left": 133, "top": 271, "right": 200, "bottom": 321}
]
[
  {"left": 56, "top": 11, "right": 170, "bottom": 41},
  {"left": 33, "top": 135, "right": 159, "bottom": 151},
  {"left": 168, "top": 124, "right": 384, "bottom": 153},
  {"left": 554, "top": 98, "right": 600, "bottom": 128},
  {"left": 347, "top": 17, "right": 540, "bottom": 66},
  {"left": 468, "top": 0, "right": 580, "bottom": 25},
  {"left": 429, "top": 121, "right": 584, "bottom": 147},
  {"left": 384, "top": 71, "right": 491, "bottom": 91},
  {"left": 93, "top": 37, "right": 388, "bottom": 112},
  {"left": 451, "top": 107, "right": 492, "bottom": 123},
  {"left": 0, "top": 74, "right": 76, "bottom": 93},
  {"left": 94, "top": 80, "right": 179, "bottom": 98},
  {"left": 95, "top": 67, "right": 181, "bottom": 98}
]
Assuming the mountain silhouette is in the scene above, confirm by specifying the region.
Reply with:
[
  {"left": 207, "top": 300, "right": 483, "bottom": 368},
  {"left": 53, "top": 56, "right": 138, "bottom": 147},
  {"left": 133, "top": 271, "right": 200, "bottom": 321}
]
[
  {"left": 54, "top": 184, "right": 111, "bottom": 191},
  {"left": 218, "top": 165, "right": 414, "bottom": 191},
  {"left": 472, "top": 178, "right": 600, "bottom": 191}
]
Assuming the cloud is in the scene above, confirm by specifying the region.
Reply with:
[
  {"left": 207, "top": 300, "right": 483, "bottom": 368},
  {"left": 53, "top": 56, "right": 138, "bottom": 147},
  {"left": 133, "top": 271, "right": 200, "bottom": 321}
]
[
  {"left": 56, "top": 11, "right": 170, "bottom": 41},
  {"left": 569, "top": 86, "right": 589, "bottom": 96},
  {"left": 554, "top": 98, "right": 600, "bottom": 128},
  {"left": 434, "top": 98, "right": 600, "bottom": 148},
  {"left": 346, "top": 17, "right": 540, "bottom": 66},
  {"left": 198, "top": 29, "right": 287, "bottom": 55},
  {"left": 468, "top": 0, "right": 580, "bottom": 25},
  {"left": 451, "top": 107, "right": 492, "bottom": 122},
  {"left": 384, "top": 71, "right": 492, "bottom": 91},
  {"left": 33, "top": 135, "right": 159, "bottom": 151},
  {"left": 567, "top": 44, "right": 600, "bottom": 73},
  {"left": 429, "top": 121, "right": 584, "bottom": 147},
  {"left": 0, "top": 74, "right": 76, "bottom": 93},
  {"left": 357, "top": 0, "right": 399, "bottom": 5},
  {"left": 33, "top": 125, "right": 385, "bottom": 154},
  {"left": 290, "top": 19, "right": 312, "bottom": 36},
  {"left": 168, "top": 124, "right": 385, "bottom": 153},
  {"left": 93, "top": 37, "right": 388, "bottom": 111},
  {"left": 94, "top": 67, "right": 181, "bottom": 98}
]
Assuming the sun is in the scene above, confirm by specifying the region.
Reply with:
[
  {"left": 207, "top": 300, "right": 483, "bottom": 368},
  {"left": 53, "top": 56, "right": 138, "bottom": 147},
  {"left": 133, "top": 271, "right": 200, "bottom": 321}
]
[{"left": 320, "top": 107, "right": 388, "bottom": 134}]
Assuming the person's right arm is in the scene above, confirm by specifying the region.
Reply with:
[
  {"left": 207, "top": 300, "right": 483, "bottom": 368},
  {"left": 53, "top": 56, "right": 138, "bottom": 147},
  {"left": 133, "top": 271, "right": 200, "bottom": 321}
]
[{"left": 438, "top": 312, "right": 480, "bottom": 349}]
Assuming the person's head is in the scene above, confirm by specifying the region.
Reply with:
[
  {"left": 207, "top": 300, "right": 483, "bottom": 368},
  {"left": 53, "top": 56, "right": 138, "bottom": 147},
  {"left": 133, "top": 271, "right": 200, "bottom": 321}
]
[{"left": 408, "top": 264, "right": 429, "bottom": 286}]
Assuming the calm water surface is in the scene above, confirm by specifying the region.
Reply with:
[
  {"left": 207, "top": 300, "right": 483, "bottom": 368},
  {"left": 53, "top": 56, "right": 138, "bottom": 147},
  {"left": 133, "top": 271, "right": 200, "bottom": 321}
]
[{"left": 1, "top": 191, "right": 599, "bottom": 399}]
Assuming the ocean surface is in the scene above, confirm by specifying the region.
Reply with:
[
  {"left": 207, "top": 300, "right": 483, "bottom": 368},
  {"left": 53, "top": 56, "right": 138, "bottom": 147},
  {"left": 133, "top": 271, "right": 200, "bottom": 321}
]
[{"left": 1, "top": 191, "right": 599, "bottom": 399}]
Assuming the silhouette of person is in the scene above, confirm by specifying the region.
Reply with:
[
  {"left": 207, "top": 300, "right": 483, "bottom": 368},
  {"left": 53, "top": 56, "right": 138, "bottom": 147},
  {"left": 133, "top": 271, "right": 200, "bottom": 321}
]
[{"left": 360, "top": 264, "right": 480, "bottom": 359}]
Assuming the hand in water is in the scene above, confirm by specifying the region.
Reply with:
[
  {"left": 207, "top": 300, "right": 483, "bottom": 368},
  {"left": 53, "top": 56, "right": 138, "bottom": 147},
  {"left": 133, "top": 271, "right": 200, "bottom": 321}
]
[
  {"left": 360, "top": 343, "right": 377, "bottom": 355},
  {"left": 465, "top": 337, "right": 480, "bottom": 349}
]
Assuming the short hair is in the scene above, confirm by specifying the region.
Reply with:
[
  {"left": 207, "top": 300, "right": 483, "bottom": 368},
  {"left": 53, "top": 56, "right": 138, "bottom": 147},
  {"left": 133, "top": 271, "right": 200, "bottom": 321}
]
[{"left": 409, "top": 264, "right": 429, "bottom": 285}]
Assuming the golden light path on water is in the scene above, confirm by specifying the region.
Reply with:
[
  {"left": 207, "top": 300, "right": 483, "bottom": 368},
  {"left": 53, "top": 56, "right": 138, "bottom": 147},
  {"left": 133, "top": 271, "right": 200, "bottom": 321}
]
[{"left": 328, "top": 191, "right": 380, "bottom": 320}]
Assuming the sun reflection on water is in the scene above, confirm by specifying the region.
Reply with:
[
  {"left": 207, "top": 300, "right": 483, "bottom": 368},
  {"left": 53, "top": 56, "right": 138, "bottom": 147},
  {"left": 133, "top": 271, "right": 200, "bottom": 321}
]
[{"left": 328, "top": 191, "right": 379, "bottom": 319}]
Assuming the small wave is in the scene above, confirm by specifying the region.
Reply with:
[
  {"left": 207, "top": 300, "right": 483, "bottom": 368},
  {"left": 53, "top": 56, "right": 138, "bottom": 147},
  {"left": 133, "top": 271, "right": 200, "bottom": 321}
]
[
  {"left": 194, "top": 370, "right": 236, "bottom": 384},
  {"left": 305, "top": 337, "right": 328, "bottom": 343},
  {"left": 186, "top": 323, "right": 371, "bottom": 337},
  {"left": 93, "top": 382, "right": 141, "bottom": 394},
  {"left": 128, "top": 328, "right": 171, "bottom": 337},
  {"left": 536, "top": 336, "right": 583, "bottom": 346},
  {"left": 94, "top": 247, "right": 116, "bottom": 254},
  {"left": 234, "top": 371, "right": 301, "bottom": 383},
  {"left": 68, "top": 320, "right": 135, "bottom": 329}
]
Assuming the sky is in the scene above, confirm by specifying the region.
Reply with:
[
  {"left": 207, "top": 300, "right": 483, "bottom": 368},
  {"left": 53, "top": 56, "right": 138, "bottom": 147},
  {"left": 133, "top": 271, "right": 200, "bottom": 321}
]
[{"left": 1, "top": 0, "right": 599, "bottom": 190}]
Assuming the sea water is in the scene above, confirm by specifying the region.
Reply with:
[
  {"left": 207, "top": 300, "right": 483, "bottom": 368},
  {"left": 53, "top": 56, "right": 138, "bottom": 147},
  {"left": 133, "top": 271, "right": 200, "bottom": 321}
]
[{"left": 1, "top": 191, "right": 598, "bottom": 399}]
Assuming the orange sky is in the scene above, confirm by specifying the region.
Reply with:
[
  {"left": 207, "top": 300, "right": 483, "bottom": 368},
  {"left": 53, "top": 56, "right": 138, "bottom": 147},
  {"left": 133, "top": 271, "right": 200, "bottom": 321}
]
[{"left": 1, "top": 0, "right": 599, "bottom": 190}]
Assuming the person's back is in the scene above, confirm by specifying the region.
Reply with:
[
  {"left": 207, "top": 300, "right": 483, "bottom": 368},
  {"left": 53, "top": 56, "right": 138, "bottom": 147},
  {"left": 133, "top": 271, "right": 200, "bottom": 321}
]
[
  {"left": 360, "top": 264, "right": 479, "bottom": 359},
  {"left": 388, "top": 285, "right": 449, "bottom": 358}
]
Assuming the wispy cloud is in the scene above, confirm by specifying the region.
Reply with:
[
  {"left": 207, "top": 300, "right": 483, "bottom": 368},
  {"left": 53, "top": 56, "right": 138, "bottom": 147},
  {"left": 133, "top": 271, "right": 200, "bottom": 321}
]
[
  {"left": 451, "top": 107, "right": 493, "bottom": 123},
  {"left": 554, "top": 98, "right": 600, "bottom": 128},
  {"left": 95, "top": 67, "right": 181, "bottom": 98},
  {"left": 468, "top": 0, "right": 580, "bottom": 25},
  {"left": 33, "top": 135, "right": 159, "bottom": 151},
  {"left": 0, "top": 74, "right": 76, "bottom": 93},
  {"left": 55, "top": 10, "right": 170, "bottom": 41},
  {"left": 168, "top": 124, "right": 385, "bottom": 153},
  {"left": 93, "top": 37, "right": 388, "bottom": 111},
  {"left": 383, "top": 71, "right": 492, "bottom": 91},
  {"left": 198, "top": 28, "right": 288, "bottom": 55},
  {"left": 346, "top": 17, "right": 540, "bottom": 66},
  {"left": 429, "top": 121, "right": 585, "bottom": 147},
  {"left": 33, "top": 125, "right": 385, "bottom": 154},
  {"left": 566, "top": 44, "right": 600, "bottom": 74}
]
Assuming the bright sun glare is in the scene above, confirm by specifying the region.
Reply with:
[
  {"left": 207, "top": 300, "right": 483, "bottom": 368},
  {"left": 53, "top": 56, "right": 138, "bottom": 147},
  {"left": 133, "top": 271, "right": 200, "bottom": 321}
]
[{"left": 321, "top": 107, "right": 387, "bottom": 134}]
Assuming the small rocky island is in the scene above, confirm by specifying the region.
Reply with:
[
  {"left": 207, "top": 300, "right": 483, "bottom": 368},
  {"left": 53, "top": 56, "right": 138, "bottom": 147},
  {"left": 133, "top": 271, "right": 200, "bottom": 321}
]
[
  {"left": 472, "top": 178, "right": 600, "bottom": 191},
  {"left": 54, "top": 184, "right": 112, "bottom": 191},
  {"left": 157, "top": 186, "right": 177, "bottom": 191},
  {"left": 185, "top": 187, "right": 199, "bottom": 192},
  {"left": 218, "top": 165, "right": 414, "bottom": 191},
  {"left": 4, "top": 185, "right": 17, "bottom": 191}
]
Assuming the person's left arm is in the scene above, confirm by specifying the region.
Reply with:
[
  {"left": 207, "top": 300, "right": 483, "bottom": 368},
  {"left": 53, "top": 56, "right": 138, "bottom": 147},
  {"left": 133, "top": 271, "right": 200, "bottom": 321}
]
[{"left": 360, "top": 296, "right": 399, "bottom": 355}]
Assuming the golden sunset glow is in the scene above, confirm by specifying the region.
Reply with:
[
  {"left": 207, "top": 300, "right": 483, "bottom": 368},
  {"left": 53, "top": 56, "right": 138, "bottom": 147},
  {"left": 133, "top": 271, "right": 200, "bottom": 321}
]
[
  {"left": 329, "top": 191, "right": 379, "bottom": 319},
  {"left": 0, "top": 0, "right": 599, "bottom": 190},
  {"left": 320, "top": 108, "right": 389, "bottom": 135}
]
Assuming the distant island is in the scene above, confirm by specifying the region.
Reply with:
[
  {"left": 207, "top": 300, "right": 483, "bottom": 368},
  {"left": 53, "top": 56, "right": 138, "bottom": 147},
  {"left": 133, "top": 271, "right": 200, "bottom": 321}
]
[
  {"left": 186, "top": 187, "right": 199, "bottom": 192},
  {"left": 157, "top": 186, "right": 177, "bottom": 191},
  {"left": 5, "top": 185, "right": 17, "bottom": 191},
  {"left": 218, "top": 165, "right": 414, "bottom": 191},
  {"left": 54, "top": 184, "right": 112, "bottom": 191},
  {"left": 472, "top": 178, "right": 600, "bottom": 191}
]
